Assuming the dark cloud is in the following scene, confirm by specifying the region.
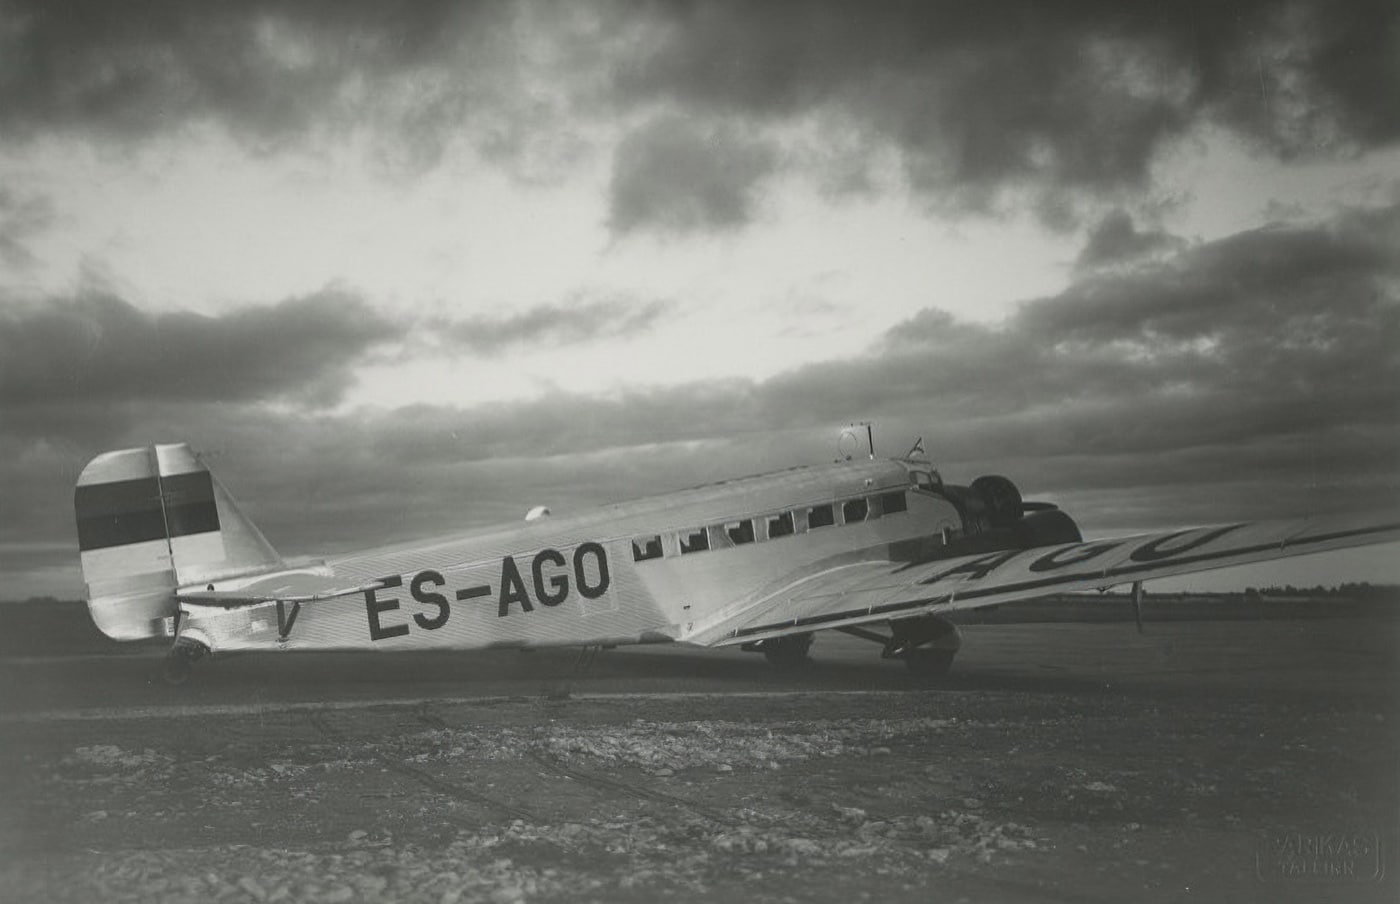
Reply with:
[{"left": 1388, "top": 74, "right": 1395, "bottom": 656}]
[
  {"left": 434, "top": 294, "right": 673, "bottom": 354},
  {"left": 864, "top": 208, "right": 1400, "bottom": 459},
  {"left": 1027, "top": 204, "right": 1400, "bottom": 351},
  {"left": 614, "top": 0, "right": 1400, "bottom": 221},
  {"left": 1075, "top": 209, "right": 1187, "bottom": 271},
  {"left": 0, "top": 288, "right": 402, "bottom": 407},
  {"left": 5, "top": 202, "right": 1397, "bottom": 595},
  {"left": 608, "top": 116, "right": 778, "bottom": 235},
  {"left": 1, "top": 1, "right": 455, "bottom": 141},
  {"left": 0, "top": 0, "right": 594, "bottom": 176},
  {"left": 4, "top": 2, "right": 1395, "bottom": 225}
]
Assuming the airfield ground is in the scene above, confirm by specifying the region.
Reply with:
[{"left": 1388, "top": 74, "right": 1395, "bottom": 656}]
[{"left": 0, "top": 602, "right": 1396, "bottom": 903}]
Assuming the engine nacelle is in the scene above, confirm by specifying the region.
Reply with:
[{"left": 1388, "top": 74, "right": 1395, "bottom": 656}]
[
  {"left": 970, "top": 475, "right": 1023, "bottom": 528},
  {"left": 937, "top": 475, "right": 1081, "bottom": 551},
  {"left": 939, "top": 474, "right": 1024, "bottom": 534}
]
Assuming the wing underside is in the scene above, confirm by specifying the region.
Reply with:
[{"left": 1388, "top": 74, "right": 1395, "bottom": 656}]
[{"left": 700, "top": 512, "right": 1400, "bottom": 647}]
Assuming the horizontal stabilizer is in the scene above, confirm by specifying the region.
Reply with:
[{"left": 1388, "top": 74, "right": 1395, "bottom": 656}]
[{"left": 179, "top": 578, "right": 386, "bottom": 608}]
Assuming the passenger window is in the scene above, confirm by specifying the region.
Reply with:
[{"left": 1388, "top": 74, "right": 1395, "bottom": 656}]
[
  {"left": 842, "top": 498, "right": 868, "bottom": 524},
  {"left": 726, "top": 520, "right": 755, "bottom": 545},
  {"left": 808, "top": 504, "right": 835, "bottom": 529},
  {"left": 632, "top": 535, "right": 663, "bottom": 562},
  {"left": 880, "top": 491, "right": 908, "bottom": 514},
  {"left": 680, "top": 528, "right": 709, "bottom": 554},
  {"left": 766, "top": 511, "right": 795, "bottom": 539}
]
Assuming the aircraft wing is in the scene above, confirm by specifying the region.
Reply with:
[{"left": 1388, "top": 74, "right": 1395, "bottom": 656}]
[{"left": 702, "top": 511, "right": 1400, "bottom": 647}]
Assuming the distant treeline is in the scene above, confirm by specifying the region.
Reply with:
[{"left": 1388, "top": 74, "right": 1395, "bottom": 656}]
[{"left": 1244, "top": 582, "right": 1399, "bottom": 600}]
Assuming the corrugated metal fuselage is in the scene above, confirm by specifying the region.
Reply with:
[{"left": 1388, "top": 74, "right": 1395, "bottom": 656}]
[{"left": 178, "top": 459, "right": 964, "bottom": 654}]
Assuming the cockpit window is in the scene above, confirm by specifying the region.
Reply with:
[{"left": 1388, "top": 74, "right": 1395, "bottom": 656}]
[
  {"left": 807, "top": 503, "right": 835, "bottom": 529},
  {"left": 766, "top": 511, "right": 795, "bottom": 539}
]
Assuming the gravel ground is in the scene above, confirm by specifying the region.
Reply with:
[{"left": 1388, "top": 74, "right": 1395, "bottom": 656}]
[{"left": 2, "top": 682, "right": 1396, "bottom": 904}]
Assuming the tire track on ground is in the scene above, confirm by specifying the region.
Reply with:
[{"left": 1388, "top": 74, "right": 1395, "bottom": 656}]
[
  {"left": 306, "top": 708, "right": 536, "bottom": 822},
  {"left": 410, "top": 700, "right": 450, "bottom": 730},
  {"left": 525, "top": 750, "right": 736, "bottom": 826},
  {"left": 410, "top": 699, "right": 734, "bottom": 826},
  {"left": 408, "top": 705, "right": 733, "bottom": 834}
]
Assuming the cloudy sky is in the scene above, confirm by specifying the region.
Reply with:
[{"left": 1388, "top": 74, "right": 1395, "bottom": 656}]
[{"left": 2, "top": 0, "right": 1398, "bottom": 600}]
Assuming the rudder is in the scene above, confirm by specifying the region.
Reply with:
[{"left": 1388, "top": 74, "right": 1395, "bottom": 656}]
[{"left": 75, "top": 444, "right": 282, "bottom": 640}]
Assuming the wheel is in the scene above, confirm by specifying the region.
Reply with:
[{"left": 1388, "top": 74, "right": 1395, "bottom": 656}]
[
  {"left": 160, "top": 641, "right": 207, "bottom": 686},
  {"left": 903, "top": 647, "right": 955, "bottom": 677},
  {"left": 762, "top": 633, "right": 814, "bottom": 668}
]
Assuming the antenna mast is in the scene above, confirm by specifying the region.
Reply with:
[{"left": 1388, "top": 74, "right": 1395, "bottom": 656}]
[
  {"left": 847, "top": 421, "right": 873, "bottom": 459},
  {"left": 838, "top": 421, "right": 875, "bottom": 460}
]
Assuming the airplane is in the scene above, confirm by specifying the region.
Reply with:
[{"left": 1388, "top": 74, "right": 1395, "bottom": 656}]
[{"left": 73, "top": 441, "right": 1400, "bottom": 685}]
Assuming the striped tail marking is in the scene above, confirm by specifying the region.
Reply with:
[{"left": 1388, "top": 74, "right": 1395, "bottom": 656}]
[{"left": 75, "top": 444, "right": 281, "bottom": 640}]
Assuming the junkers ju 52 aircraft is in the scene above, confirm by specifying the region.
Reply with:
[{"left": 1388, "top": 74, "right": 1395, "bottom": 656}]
[{"left": 74, "top": 440, "right": 1400, "bottom": 684}]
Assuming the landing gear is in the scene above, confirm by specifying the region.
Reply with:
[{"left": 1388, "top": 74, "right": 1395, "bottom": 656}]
[
  {"left": 745, "top": 632, "right": 814, "bottom": 668},
  {"left": 881, "top": 613, "right": 960, "bottom": 657},
  {"left": 895, "top": 616, "right": 961, "bottom": 680},
  {"left": 160, "top": 641, "right": 208, "bottom": 686},
  {"left": 744, "top": 616, "right": 961, "bottom": 677},
  {"left": 836, "top": 614, "right": 962, "bottom": 679}
]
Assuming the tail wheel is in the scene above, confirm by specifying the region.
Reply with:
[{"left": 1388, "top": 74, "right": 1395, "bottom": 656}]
[
  {"left": 762, "top": 632, "right": 814, "bottom": 668},
  {"left": 160, "top": 641, "right": 208, "bottom": 687}
]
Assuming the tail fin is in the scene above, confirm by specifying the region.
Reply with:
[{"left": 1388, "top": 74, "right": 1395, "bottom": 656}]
[{"left": 74, "top": 443, "right": 283, "bottom": 640}]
